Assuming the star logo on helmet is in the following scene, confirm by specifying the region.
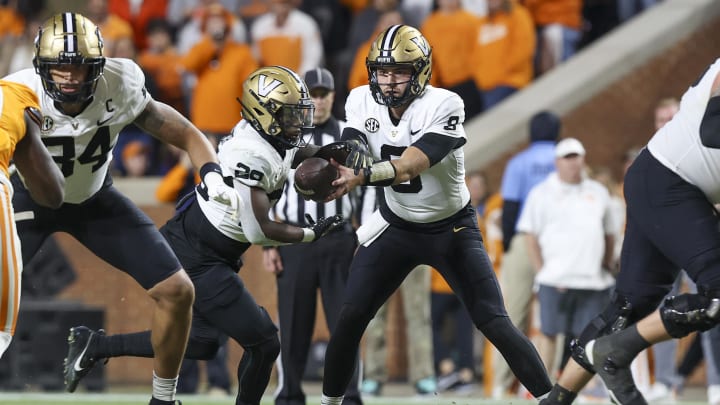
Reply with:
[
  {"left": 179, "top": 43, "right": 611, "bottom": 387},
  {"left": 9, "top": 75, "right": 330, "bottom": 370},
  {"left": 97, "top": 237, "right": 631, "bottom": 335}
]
[{"left": 365, "top": 118, "right": 379, "bottom": 133}]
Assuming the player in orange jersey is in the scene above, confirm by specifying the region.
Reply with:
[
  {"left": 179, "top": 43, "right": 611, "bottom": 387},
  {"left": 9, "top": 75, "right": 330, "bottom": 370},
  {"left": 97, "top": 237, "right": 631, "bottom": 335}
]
[{"left": 0, "top": 79, "right": 64, "bottom": 358}]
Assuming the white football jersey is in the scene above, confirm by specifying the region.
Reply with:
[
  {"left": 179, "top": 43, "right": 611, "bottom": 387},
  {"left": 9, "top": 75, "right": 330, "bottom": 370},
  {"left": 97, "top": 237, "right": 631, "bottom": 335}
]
[
  {"left": 648, "top": 58, "right": 720, "bottom": 203},
  {"left": 197, "top": 120, "right": 297, "bottom": 242},
  {"left": 3, "top": 58, "right": 151, "bottom": 203},
  {"left": 345, "top": 85, "right": 470, "bottom": 223}
]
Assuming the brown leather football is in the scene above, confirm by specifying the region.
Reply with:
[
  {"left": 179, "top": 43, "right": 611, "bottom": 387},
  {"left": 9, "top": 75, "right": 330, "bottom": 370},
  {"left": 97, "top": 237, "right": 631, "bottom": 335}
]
[{"left": 294, "top": 157, "right": 339, "bottom": 201}]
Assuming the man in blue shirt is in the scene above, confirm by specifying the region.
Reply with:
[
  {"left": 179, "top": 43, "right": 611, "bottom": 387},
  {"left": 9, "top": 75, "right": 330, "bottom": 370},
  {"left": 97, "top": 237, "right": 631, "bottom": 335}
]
[{"left": 492, "top": 111, "right": 560, "bottom": 398}]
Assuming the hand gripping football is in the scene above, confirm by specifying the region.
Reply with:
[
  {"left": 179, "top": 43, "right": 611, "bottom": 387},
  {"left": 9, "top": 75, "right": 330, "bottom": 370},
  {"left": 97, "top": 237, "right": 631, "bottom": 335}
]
[{"left": 294, "top": 157, "right": 339, "bottom": 202}]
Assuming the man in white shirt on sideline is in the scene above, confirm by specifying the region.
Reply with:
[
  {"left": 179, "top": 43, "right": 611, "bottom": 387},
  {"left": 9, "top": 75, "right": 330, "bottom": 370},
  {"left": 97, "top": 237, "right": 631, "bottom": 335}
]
[{"left": 518, "top": 137, "right": 619, "bottom": 376}]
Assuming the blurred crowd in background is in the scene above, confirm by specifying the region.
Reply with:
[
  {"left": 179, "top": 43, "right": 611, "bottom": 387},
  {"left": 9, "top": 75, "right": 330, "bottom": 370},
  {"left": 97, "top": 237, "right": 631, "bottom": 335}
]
[{"left": 0, "top": 0, "right": 658, "bottom": 181}]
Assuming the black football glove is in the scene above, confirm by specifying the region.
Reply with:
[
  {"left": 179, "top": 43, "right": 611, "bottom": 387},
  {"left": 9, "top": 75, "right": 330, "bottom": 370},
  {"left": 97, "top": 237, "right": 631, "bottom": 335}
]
[
  {"left": 345, "top": 139, "right": 373, "bottom": 175},
  {"left": 315, "top": 141, "right": 353, "bottom": 163},
  {"left": 305, "top": 213, "right": 344, "bottom": 241}
]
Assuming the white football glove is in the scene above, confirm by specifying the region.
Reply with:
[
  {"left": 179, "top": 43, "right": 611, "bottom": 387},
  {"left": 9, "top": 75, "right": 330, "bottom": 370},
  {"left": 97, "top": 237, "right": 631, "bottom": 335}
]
[{"left": 203, "top": 170, "right": 242, "bottom": 221}]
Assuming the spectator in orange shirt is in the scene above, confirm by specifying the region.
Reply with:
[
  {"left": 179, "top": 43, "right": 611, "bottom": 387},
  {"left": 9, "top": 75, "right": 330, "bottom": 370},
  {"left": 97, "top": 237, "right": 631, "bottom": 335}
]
[
  {"left": 346, "top": 10, "right": 403, "bottom": 91},
  {"left": 250, "top": 0, "right": 323, "bottom": 74},
  {"left": 138, "top": 19, "right": 187, "bottom": 116},
  {"left": 109, "top": 0, "right": 168, "bottom": 51},
  {"left": 121, "top": 140, "right": 152, "bottom": 177},
  {"left": 156, "top": 147, "right": 200, "bottom": 204},
  {"left": 181, "top": 3, "right": 258, "bottom": 142},
  {"left": 2, "top": 10, "right": 41, "bottom": 77},
  {"left": 86, "top": 0, "right": 134, "bottom": 57},
  {"left": 0, "top": 1, "right": 24, "bottom": 39},
  {"left": 521, "top": 0, "right": 582, "bottom": 75},
  {"left": 422, "top": 0, "right": 484, "bottom": 118},
  {"left": 172, "top": 0, "right": 248, "bottom": 55},
  {"left": 469, "top": 0, "right": 535, "bottom": 110}
]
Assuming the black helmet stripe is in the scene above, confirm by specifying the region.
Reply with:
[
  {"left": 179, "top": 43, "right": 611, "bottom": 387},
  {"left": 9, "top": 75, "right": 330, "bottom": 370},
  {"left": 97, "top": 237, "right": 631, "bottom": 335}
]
[
  {"left": 380, "top": 25, "right": 401, "bottom": 58},
  {"left": 62, "top": 12, "right": 78, "bottom": 54}
]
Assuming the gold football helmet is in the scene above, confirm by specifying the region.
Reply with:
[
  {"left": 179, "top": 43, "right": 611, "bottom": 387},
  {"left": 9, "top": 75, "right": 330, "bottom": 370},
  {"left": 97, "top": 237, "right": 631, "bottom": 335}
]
[
  {"left": 366, "top": 25, "right": 432, "bottom": 107},
  {"left": 240, "top": 66, "right": 314, "bottom": 149},
  {"left": 33, "top": 13, "right": 105, "bottom": 103}
]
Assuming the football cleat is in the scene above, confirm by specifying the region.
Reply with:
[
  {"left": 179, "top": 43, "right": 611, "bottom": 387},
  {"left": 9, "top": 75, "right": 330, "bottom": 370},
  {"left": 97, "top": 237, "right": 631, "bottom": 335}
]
[
  {"left": 586, "top": 338, "right": 647, "bottom": 405},
  {"left": 414, "top": 376, "right": 437, "bottom": 396},
  {"left": 63, "top": 326, "right": 105, "bottom": 393},
  {"left": 360, "top": 379, "right": 383, "bottom": 396}
]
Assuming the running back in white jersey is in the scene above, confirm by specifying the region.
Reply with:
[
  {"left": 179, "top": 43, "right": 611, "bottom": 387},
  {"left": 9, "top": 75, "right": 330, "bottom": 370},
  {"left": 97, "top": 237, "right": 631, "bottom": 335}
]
[
  {"left": 647, "top": 58, "right": 720, "bottom": 203},
  {"left": 3, "top": 58, "right": 151, "bottom": 203},
  {"left": 197, "top": 120, "right": 297, "bottom": 242},
  {"left": 345, "top": 85, "right": 470, "bottom": 223}
]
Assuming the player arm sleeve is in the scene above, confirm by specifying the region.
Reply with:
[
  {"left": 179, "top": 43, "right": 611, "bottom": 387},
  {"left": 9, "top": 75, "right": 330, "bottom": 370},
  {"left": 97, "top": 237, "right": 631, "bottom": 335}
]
[
  {"left": 412, "top": 132, "right": 465, "bottom": 166},
  {"left": 502, "top": 200, "right": 520, "bottom": 251},
  {"left": 700, "top": 96, "right": 720, "bottom": 148},
  {"left": 340, "top": 127, "right": 369, "bottom": 145}
]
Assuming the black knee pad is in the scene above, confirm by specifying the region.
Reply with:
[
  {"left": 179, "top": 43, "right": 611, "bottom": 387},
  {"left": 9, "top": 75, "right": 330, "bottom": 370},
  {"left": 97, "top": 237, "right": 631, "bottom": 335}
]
[
  {"left": 660, "top": 293, "right": 720, "bottom": 338},
  {"left": 254, "top": 333, "right": 280, "bottom": 360},
  {"left": 570, "top": 293, "right": 633, "bottom": 373}
]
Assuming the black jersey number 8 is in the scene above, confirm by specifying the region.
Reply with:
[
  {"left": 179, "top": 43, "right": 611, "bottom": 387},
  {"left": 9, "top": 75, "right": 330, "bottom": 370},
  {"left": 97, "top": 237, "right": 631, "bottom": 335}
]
[
  {"left": 42, "top": 126, "right": 112, "bottom": 177},
  {"left": 380, "top": 144, "right": 421, "bottom": 193}
]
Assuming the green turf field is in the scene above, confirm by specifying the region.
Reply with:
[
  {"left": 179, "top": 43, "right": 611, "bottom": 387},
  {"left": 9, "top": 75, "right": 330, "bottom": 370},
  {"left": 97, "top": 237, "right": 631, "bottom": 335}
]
[{"left": 0, "top": 392, "right": 711, "bottom": 405}]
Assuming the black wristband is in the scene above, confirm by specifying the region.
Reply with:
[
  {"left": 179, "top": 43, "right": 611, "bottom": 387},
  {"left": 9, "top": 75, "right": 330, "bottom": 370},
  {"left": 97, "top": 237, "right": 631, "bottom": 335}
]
[{"left": 199, "top": 162, "right": 223, "bottom": 179}]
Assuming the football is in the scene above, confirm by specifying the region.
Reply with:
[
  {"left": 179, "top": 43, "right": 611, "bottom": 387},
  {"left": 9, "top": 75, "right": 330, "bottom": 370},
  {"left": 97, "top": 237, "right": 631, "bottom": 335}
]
[{"left": 294, "top": 157, "right": 339, "bottom": 202}]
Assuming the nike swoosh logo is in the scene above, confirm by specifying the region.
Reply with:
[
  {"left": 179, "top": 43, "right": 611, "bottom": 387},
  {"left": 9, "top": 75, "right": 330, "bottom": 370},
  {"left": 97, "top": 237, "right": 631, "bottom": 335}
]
[
  {"left": 73, "top": 336, "right": 93, "bottom": 372},
  {"left": 453, "top": 226, "right": 467, "bottom": 233},
  {"left": 97, "top": 116, "right": 113, "bottom": 126},
  {"left": 410, "top": 129, "right": 421, "bottom": 135}
]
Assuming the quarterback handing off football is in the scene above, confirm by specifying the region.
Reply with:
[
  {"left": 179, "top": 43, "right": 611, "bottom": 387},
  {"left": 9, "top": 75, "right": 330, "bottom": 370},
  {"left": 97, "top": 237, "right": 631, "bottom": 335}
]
[{"left": 294, "top": 157, "right": 339, "bottom": 202}]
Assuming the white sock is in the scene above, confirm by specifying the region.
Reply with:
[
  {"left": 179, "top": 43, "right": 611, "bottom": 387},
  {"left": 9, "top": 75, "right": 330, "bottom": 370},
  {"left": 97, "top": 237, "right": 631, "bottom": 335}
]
[
  {"left": 152, "top": 371, "right": 178, "bottom": 401},
  {"left": 0, "top": 332, "right": 11, "bottom": 359},
  {"left": 321, "top": 393, "right": 344, "bottom": 405}
]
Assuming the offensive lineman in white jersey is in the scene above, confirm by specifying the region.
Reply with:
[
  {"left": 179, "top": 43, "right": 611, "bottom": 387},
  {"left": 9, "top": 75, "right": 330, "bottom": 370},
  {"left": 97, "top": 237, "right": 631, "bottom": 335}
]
[
  {"left": 60, "top": 66, "right": 348, "bottom": 405},
  {"left": 540, "top": 59, "right": 720, "bottom": 405},
  {"left": 319, "top": 25, "right": 552, "bottom": 405},
  {"left": 2, "top": 13, "right": 240, "bottom": 405}
]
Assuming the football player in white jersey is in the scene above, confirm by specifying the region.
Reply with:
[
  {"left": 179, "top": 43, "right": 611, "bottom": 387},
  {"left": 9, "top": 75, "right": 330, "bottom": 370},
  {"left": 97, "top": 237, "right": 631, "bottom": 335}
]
[
  {"left": 540, "top": 60, "right": 720, "bottom": 405},
  {"left": 2, "top": 13, "right": 240, "bottom": 405},
  {"left": 58, "top": 65, "right": 347, "bottom": 405},
  {"left": 318, "top": 25, "right": 552, "bottom": 405}
]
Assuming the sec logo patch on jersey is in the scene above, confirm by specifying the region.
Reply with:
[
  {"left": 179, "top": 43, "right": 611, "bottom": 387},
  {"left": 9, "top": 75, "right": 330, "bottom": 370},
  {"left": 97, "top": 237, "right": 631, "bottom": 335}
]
[
  {"left": 365, "top": 118, "right": 379, "bottom": 133},
  {"left": 41, "top": 116, "right": 54, "bottom": 133}
]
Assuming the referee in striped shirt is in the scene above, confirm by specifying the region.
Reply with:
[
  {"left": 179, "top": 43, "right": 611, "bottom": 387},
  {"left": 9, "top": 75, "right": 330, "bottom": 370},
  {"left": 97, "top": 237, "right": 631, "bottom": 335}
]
[{"left": 263, "top": 68, "right": 362, "bottom": 405}]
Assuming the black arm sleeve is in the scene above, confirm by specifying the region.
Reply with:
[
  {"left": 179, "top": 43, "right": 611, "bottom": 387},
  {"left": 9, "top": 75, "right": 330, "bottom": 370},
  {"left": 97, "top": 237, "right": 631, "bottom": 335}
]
[
  {"left": 700, "top": 96, "right": 720, "bottom": 148},
  {"left": 340, "top": 127, "right": 369, "bottom": 145},
  {"left": 412, "top": 132, "right": 466, "bottom": 166},
  {"left": 502, "top": 200, "right": 520, "bottom": 251}
]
